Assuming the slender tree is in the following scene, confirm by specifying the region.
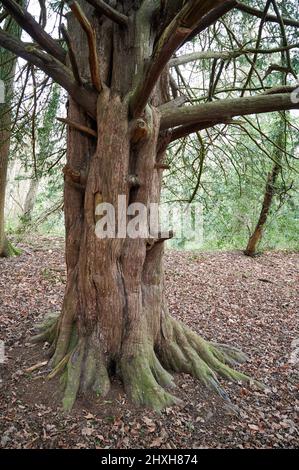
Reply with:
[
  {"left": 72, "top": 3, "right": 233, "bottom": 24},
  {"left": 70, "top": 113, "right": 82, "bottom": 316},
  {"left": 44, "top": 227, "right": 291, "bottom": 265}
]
[
  {"left": 0, "top": 2, "right": 22, "bottom": 256},
  {"left": 0, "top": 0, "right": 298, "bottom": 410},
  {"left": 19, "top": 82, "right": 62, "bottom": 229},
  {"left": 244, "top": 114, "right": 286, "bottom": 256},
  {"left": 245, "top": 21, "right": 296, "bottom": 256}
]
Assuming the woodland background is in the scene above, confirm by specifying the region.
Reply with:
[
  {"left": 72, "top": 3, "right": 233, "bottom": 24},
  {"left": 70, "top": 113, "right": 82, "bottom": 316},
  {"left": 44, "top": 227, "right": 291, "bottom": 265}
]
[{"left": 1, "top": 0, "right": 298, "bottom": 253}]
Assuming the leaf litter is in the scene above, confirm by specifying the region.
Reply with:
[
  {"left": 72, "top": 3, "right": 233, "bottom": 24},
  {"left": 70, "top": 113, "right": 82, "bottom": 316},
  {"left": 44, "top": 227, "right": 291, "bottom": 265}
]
[{"left": 0, "top": 236, "right": 298, "bottom": 448}]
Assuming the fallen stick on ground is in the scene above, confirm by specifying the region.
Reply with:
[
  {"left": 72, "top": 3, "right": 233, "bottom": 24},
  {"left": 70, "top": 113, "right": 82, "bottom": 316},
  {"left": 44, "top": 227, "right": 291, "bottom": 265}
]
[{"left": 24, "top": 361, "right": 47, "bottom": 373}]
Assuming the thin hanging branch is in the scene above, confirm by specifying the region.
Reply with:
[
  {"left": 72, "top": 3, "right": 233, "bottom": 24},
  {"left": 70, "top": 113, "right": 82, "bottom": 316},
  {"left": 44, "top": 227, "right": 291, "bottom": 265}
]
[
  {"left": 85, "top": 0, "right": 129, "bottom": 27},
  {"left": 30, "top": 66, "right": 38, "bottom": 179},
  {"left": 69, "top": 1, "right": 102, "bottom": 92},
  {"left": 60, "top": 24, "right": 82, "bottom": 86},
  {"left": 0, "top": 0, "right": 66, "bottom": 63},
  {"left": 240, "top": 0, "right": 272, "bottom": 97},
  {"left": 37, "top": 0, "right": 47, "bottom": 28}
]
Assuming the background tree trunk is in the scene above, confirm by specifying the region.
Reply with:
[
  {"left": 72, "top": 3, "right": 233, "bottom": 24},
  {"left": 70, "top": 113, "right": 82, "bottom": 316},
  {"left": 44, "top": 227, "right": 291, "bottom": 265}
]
[
  {"left": 0, "top": 2, "right": 22, "bottom": 257},
  {"left": 0, "top": 109, "right": 11, "bottom": 256},
  {"left": 245, "top": 115, "right": 285, "bottom": 257},
  {"left": 18, "top": 175, "right": 39, "bottom": 230},
  {"left": 23, "top": 176, "right": 39, "bottom": 221}
]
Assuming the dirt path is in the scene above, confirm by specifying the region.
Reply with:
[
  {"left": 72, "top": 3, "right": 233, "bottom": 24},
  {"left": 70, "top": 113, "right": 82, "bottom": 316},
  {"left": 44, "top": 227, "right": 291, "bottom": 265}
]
[{"left": 0, "top": 238, "right": 298, "bottom": 448}]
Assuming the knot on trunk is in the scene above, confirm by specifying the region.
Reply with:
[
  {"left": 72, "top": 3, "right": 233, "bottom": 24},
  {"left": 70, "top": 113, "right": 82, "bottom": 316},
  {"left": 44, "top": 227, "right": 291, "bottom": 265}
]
[
  {"left": 63, "top": 164, "right": 87, "bottom": 191},
  {"left": 129, "top": 118, "right": 149, "bottom": 144}
]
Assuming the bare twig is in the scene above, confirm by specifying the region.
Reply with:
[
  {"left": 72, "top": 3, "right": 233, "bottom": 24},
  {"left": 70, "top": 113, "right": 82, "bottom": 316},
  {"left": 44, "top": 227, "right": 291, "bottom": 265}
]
[{"left": 57, "top": 117, "right": 97, "bottom": 138}]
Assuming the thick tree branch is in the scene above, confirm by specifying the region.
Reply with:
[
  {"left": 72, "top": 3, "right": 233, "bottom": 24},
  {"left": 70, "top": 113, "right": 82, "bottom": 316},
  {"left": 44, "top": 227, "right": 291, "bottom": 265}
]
[
  {"left": 85, "top": 0, "right": 128, "bottom": 26},
  {"left": 130, "top": 0, "right": 232, "bottom": 118},
  {"left": 60, "top": 24, "right": 82, "bottom": 86},
  {"left": 236, "top": 1, "right": 299, "bottom": 28},
  {"left": 0, "top": 0, "right": 66, "bottom": 63},
  {"left": 263, "top": 85, "right": 297, "bottom": 95},
  {"left": 160, "top": 93, "right": 299, "bottom": 130},
  {"left": 63, "top": 164, "right": 87, "bottom": 190},
  {"left": 270, "top": 0, "right": 296, "bottom": 78},
  {"left": 240, "top": 0, "right": 272, "bottom": 97},
  {"left": 147, "top": 230, "right": 174, "bottom": 250},
  {"left": 0, "top": 28, "right": 97, "bottom": 117},
  {"left": 185, "top": 0, "right": 237, "bottom": 43},
  {"left": 69, "top": 1, "right": 102, "bottom": 92},
  {"left": 171, "top": 51, "right": 239, "bottom": 66},
  {"left": 155, "top": 163, "right": 170, "bottom": 170},
  {"left": 170, "top": 43, "right": 299, "bottom": 67},
  {"left": 158, "top": 95, "right": 188, "bottom": 113}
]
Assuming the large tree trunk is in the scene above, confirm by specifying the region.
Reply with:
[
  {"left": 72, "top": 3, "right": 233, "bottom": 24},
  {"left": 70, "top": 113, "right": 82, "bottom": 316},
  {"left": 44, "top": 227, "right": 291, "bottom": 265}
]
[{"left": 34, "top": 1, "right": 254, "bottom": 411}]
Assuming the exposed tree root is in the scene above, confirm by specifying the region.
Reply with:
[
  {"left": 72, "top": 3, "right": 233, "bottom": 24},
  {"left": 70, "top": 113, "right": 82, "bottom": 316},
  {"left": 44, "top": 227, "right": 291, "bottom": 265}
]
[
  {"left": 159, "top": 316, "right": 263, "bottom": 403},
  {"left": 32, "top": 312, "right": 261, "bottom": 412},
  {"left": 31, "top": 314, "right": 110, "bottom": 411},
  {"left": 31, "top": 312, "right": 59, "bottom": 345},
  {"left": 120, "top": 343, "right": 180, "bottom": 412},
  {"left": 60, "top": 334, "right": 111, "bottom": 411}
]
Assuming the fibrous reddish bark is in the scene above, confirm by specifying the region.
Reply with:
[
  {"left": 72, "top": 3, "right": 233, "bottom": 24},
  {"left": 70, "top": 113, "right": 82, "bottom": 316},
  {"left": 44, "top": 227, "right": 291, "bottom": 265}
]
[{"left": 31, "top": 2, "right": 259, "bottom": 411}]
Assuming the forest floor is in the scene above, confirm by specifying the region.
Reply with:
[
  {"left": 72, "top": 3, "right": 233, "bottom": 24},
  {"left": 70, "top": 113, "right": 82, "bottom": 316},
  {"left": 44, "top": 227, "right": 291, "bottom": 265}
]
[{"left": 0, "top": 236, "right": 298, "bottom": 449}]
